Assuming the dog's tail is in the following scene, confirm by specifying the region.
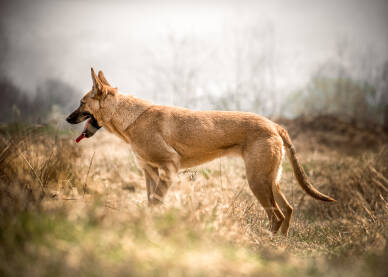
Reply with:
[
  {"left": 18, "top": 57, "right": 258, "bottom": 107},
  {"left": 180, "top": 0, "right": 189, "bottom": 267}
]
[{"left": 276, "top": 125, "right": 335, "bottom": 202}]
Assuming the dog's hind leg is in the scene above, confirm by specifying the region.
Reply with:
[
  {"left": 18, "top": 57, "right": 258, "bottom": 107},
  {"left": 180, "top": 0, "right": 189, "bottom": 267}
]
[
  {"left": 273, "top": 182, "right": 293, "bottom": 236},
  {"left": 247, "top": 174, "right": 284, "bottom": 233},
  {"left": 244, "top": 137, "right": 285, "bottom": 234}
]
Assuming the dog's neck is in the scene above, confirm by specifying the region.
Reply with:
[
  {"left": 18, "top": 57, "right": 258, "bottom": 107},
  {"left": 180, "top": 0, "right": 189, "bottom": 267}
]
[{"left": 97, "top": 93, "right": 152, "bottom": 143}]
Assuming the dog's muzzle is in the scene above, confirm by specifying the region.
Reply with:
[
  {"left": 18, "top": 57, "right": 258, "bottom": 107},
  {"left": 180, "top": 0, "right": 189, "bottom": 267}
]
[{"left": 66, "top": 111, "right": 101, "bottom": 143}]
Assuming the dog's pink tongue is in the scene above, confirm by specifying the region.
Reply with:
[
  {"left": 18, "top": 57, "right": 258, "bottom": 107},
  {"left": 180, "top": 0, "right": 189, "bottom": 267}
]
[
  {"left": 75, "top": 118, "right": 91, "bottom": 143},
  {"left": 75, "top": 133, "right": 86, "bottom": 143}
]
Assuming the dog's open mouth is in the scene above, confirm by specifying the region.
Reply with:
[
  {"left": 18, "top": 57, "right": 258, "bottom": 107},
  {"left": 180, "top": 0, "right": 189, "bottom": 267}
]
[{"left": 75, "top": 115, "right": 101, "bottom": 143}]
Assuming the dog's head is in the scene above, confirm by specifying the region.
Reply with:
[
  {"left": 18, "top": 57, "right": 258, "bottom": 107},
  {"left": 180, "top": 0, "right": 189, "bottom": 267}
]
[{"left": 66, "top": 68, "right": 116, "bottom": 143}]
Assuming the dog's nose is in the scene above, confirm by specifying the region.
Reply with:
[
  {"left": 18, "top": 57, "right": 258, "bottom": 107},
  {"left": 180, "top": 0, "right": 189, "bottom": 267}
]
[{"left": 66, "top": 116, "right": 72, "bottom": 123}]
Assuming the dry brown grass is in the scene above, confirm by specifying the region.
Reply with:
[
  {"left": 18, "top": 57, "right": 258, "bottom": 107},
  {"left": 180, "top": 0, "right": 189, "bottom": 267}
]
[
  {"left": 0, "top": 117, "right": 387, "bottom": 276},
  {"left": 0, "top": 124, "right": 82, "bottom": 216}
]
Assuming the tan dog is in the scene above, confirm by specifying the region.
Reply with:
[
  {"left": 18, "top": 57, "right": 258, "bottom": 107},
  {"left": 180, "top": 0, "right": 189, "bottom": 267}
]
[{"left": 66, "top": 68, "right": 335, "bottom": 236}]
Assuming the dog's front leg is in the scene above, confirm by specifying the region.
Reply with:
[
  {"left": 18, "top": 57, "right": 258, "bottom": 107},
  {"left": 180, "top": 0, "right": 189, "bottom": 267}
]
[
  {"left": 149, "top": 162, "right": 178, "bottom": 205},
  {"left": 142, "top": 165, "right": 159, "bottom": 203}
]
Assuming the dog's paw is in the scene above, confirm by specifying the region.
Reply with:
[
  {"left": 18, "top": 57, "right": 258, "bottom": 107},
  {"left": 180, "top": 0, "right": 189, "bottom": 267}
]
[{"left": 148, "top": 195, "right": 163, "bottom": 206}]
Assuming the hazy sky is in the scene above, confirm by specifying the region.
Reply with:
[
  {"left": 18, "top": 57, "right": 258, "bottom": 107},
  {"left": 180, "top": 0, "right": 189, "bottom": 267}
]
[{"left": 1, "top": 0, "right": 387, "bottom": 97}]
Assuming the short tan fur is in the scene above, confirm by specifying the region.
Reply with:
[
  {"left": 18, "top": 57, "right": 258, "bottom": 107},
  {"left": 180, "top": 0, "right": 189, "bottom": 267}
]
[{"left": 67, "top": 68, "right": 335, "bottom": 236}]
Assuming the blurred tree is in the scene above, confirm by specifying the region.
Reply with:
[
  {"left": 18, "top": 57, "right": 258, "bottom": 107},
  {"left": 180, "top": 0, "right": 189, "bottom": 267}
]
[
  {"left": 209, "top": 23, "right": 279, "bottom": 116},
  {"left": 0, "top": 77, "right": 31, "bottom": 122},
  {"left": 0, "top": 77, "right": 79, "bottom": 123},
  {"left": 378, "top": 61, "right": 388, "bottom": 129},
  {"left": 287, "top": 59, "right": 387, "bottom": 126},
  {"left": 32, "top": 79, "right": 79, "bottom": 121},
  {"left": 286, "top": 37, "right": 388, "bottom": 127},
  {"left": 142, "top": 34, "right": 208, "bottom": 109}
]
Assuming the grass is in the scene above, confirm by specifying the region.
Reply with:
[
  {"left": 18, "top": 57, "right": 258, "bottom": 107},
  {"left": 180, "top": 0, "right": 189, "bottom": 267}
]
[{"left": 0, "top": 116, "right": 387, "bottom": 276}]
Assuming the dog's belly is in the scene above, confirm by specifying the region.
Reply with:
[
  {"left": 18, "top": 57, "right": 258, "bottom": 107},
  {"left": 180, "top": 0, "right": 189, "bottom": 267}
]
[{"left": 179, "top": 144, "right": 242, "bottom": 168}]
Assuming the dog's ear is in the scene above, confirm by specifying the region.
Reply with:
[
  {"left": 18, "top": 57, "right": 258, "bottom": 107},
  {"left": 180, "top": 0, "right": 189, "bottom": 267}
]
[
  {"left": 98, "top": 70, "right": 111, "bottom": 87},
  {"left": 91, "top": 68, "right": 115, "bottom": 99},
  {"left": 91, "top": 67, "right": 103, "bottom": 91}
]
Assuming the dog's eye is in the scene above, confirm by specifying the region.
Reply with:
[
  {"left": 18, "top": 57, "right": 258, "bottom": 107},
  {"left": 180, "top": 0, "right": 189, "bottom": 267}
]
[{"left": 80, "top": 101, "right": 85, "bottom": 106}]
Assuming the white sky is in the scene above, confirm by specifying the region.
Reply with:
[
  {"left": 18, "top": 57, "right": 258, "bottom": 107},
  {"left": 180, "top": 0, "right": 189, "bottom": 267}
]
[{"left": 1, "top": 0, "right": 387, "bottom": 98}]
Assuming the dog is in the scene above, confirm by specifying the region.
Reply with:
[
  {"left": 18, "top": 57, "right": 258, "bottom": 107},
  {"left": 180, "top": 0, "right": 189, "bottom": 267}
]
[{"left": 66, "top": 68, "right": 335, "bottom": 236}]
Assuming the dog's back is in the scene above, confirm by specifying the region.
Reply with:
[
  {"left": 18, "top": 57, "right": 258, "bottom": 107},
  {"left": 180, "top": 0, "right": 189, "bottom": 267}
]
[{"left": 127, "top": 105, "right": 279, "bottom": 167}]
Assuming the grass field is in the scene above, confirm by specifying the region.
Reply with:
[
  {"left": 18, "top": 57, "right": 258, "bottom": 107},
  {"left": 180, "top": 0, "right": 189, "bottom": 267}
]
[{"left": 0, "top": 116, "right": 387, "bottom": 276}]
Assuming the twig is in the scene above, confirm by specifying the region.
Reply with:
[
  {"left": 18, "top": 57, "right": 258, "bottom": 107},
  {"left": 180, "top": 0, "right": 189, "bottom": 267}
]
[
  {"left": 19, "top": 150, "right": 46, "bottom": 194},
  {"left": 0, "top": 143, "right": 11, "bottom": 162},
  {"left": 83, "top": 151, "right": 95, "bottom": 196},
  {"left": 227, "top": 187, "right": 244, "bottom": 215},
  {"left": 297, "top": 194, "right": 306, "bottom": 209},
  {"left": 219, "top": 157, "right": 223, "bottom": 190},
  {"left": 40, "top": 150, "right": 54, "bottom": 180},
  {"left": 129, "top": 150, "right": 141, "bottom": 172},
  {"left": 291, "top": 179, "right": 294, "bottom": 206},
  {"left": 62, "top": 172, "right": 73, "bottom": 191},
  {"left": 104, "top": 203, "right": 121, "bottom": 211},
  {"left": 243, "top": 201, "right": 255, "bottom": 216}
]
